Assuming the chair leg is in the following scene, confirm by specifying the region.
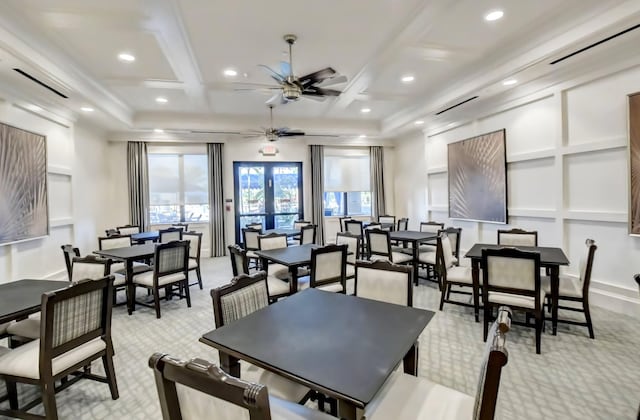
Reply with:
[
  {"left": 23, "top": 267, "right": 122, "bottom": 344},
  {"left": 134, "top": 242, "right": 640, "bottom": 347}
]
[
  {"left": 41, "top": 379, "right": 59, "bottom": 420},
  {"left": 184, "top": 280, "right": 192, "bottom": 308},
  {"left": 7, "top": 380, "right": 18, "bottom": 409},
  {"left": 102, "top": 353, "right": 120, "bottom": 400},
  {"left": 196, "top": 266, "right": 203, "bottom": 290},
  {"left": 438, "top": 282, "right": 447, "bottom": 311},
  {"left": 535, "top": 312, "right": 542, "bottom": 355},
  {"left": 483, "top": 305, "right": 490, "bottom": 341},
  {"left": 153, "top": 287, "right": 162, "bottom": 319},
  {"left": 584, "top": 298, "right": 595, "bottom": 339}
]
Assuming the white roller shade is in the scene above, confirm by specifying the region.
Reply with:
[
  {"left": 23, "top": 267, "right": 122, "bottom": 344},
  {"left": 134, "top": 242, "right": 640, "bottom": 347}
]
[{"left": 324, "top": 151, "right": 370, "bottom": 192}]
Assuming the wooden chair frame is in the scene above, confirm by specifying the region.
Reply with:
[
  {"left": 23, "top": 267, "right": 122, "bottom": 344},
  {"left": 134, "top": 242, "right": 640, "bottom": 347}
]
[
  {"left": 435, "top": 233, "right": 478, "bottom": 319},
  {"left": 159, "top": 227, "right": 184, "bottom": 244},
  {"left": 182, "top": 231, "right": 203, "bottom": 290},
  {"left": 116, "top": 224, "right": 140, "bottom": 235},
  {"left": 497, "top": 228, "right": 538, "bottom": 246},
  {"left": 210, "top": 272, "right": 270, "bottom": 329},
  {"left": 97, "top": 235, "right": 132, "bottom": 250},
  {"left": 61, "top": 244, "right": 81, "bottom": 282},
  {"left": 309, "top": 244, "right": 347, "bottom": 291},
  {"left": 228, "top": 244, "right": 250, "bottom": 277}
]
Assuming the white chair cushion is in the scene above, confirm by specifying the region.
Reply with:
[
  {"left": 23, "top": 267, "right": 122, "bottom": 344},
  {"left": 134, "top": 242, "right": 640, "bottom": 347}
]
[
  {"left": 488, "top": 291, "right": 545, "bottom": 309},
  {"left": 345, "top": 278, "right": 355, "bottom": 295},
  {"left": 270, "top": 263, "right": 290, "bottom": 280},
  {"left": 0, "top": 346, "right": 8, "bottom": 357},
  {"left": 317, "top": 283, "right": 344, "bottom": 293},
  {"left": 6, "top": 317, "right": 41, "bottom": 339},
  {"left": 243, "top": 363, "right": 310, "bottom": 403},
  {"left": 446, "top": 266, "right": 473, "bottom": 284},
  {"left": 418, "top": 244, "right": 436, "bottom": 252},
  {"left": 0, "top": 337, "right": 106, "bottom": 379},
  {"left": 370, "top": 255, "right": 391, "bottom": 263},
  {"left": 188, "top": 259, "right": 198, "bottom": 269},
  {"left": 0, "top": 322, "right": 11, "bottom": 335},
  {"left": 364, "top": 372, "right": 474, "bottom": 420},
  {"left": 246, "top": 250, "right": 259, "bottom": 259},
  {"left": 391, "top": 252, "right": 414, "bottom": 264},
  {"left": 541, "top": 276, "right": 583, "bottom": 298},
  {"left": 111, "top": 261, "right": 149, "bottom": 275},
  {"left": 270, "top": 396, "right": 336, "bottom": 420},
  {"left": 418, "top": 252, "right": 436, "bottom": 265},
  {"left": 345, "top": 264, "right": 355, "bottom": 279},
  {"left": 112, "top": 273, "right": 126, "bottom": 286},
  {"left": 267, "top": 276, "right": 291, "bottom": 296},
  {"left": 133, "top": 271, "right": 186, "bottom": 287}
]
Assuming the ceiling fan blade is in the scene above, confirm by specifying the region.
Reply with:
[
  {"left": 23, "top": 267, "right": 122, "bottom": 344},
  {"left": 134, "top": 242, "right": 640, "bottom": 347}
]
[
  {"left": 300, "top": 133, "right": 341, "bottom": 137},
  {"left": 299, "top": 67, "right": 337, "bottom": 86},
  {"left": 258, "top": 64, "right": 286, "bottom": 83},
  {"left": 235, "top": 88, "right": 282, "bottom": 95},
  {"left": 301, "top": 94, "right": 327, "bottom": 102},
  {"left": 280, "top": 61, "right": 291, "bottom": 77},
  {"left": 233, "top": 82, "right": 281, "bottom": 89},
  {"left": 302, "top": 86, "right": 342, "bottom": 96},
  {"left": 266, "top": 92, "right": 283, "bottom": 105},
  {"left": 279, "top": 132, "right": 305, "bottom": 137},
  {"left": 317, "top": 75, "right": 348, "bottom": 87}
]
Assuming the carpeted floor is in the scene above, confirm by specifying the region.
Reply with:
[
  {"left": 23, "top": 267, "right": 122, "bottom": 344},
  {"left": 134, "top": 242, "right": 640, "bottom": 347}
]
[{"left": 1, "top": 256, "right": 639, "bottom": 419}]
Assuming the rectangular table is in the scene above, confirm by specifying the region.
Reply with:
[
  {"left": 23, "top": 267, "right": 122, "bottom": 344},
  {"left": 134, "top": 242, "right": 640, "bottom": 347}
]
[
  {"left": 200, "top": 289, "right": 434, "bottom": 420},
  {"left": 254, "top": 244, "right": 319, "bottom": 294},
  {"left": 262, "top": 228, "right": 300, "bottom": 237},
  {"left": 0, "top": 279, "right": 70, "bottom": 324},
  {"left": 94, "top": 243, "right": 156, "bottom": 315},
  {"left": 130, "top": 231, "right": 159, "bottom": 243},
  {"left": 465, "top": 243, "right": 570, "bottom": 334},
  {"left": 389, "top": 230, "right": 437, "bottom": 285}
]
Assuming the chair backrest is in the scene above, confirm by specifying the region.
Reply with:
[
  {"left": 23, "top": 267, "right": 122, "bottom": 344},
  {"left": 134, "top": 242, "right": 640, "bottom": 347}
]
[
  {"left": 258, "top": 233, "right": 288, "bottom": 250},
  {"left": 473, "top": 306, "right": 511, "bottom": 420},
  {"left": 211, "top": 271, "right": 270, "bottom": 328},
  {"left": 171, "top": 223, "right": 189, "bottom": 232},
  {"left": 182, "top": 231, "right": 203, "bottom": 260},
  {"left": 149, "top": 353, "right": 272, "bottom": 420},
  {"left": 41, "top": 276, "right": 113, "bottom": 361},
  {"left": 439, "top": 227, "right": 462, "bottom": 260},
  {"left": 61, "top": 244, "right": 81, "bottom": 282},
  {"left": 366, "top": 228, "right": 391, "bottom": 258},
  {"left": 300, "top": 225, "right": 317, "bottom": 245},
  {"left": 293, "top": 220, "right": 311, "bottom": 230},
  {"left": 355, "top": 260, "right": 413, "bottom": 306},
  {"left": 71, "top": 255, "right": 112, "bottom": 283},
  {"left": 378, "top": 215, "right": 395, "bottom": 225},
  {"left": 242, "top": 228, "right": 261, "bottom": 250},
  {"left": 155, "top": 241, "right": 190, "bottom": 279},
  {"left": 365, "top": 222, "right": 382, "bottom": 231},
  {"left": 336, "top": 232, "right": 360, "bottom": 264},
  {"left": 246, "top": 222, "right": 263, "bottom": 231},
  {"left": 339, "top": 217, "right": 352, "bottom": 232},
  {"left": 482, "top": 248, "right": 541, "bottom": 310},
  {"left": 117, "top": 225, "right": 140, "bottom": 235},
  {"left": 344, "top": 220, "right": 363, "bottom": 237},
  {"left": 98, "top": 235, "right": 132, "bottom": 250},
  {"left": 310, "top": 244, "right": 347, "bottom": 289},
  {"left": 396, "top": 218, "right": 409, "bottom": 231},
  {"left": 578, "top": 239, "right": 597, "bottom": 295},
  {"left": 105, "top": 228, "right": 120, "bottom": 237},
  {"left": 435, "top": 233, "right": 456, "bottom": 274},
  {"left": 420, "top": 221, "right": 444, "bottom": 233},
  {"left": 228, "top": 245, "right": 250, "bottom": 276},
  {"left": 497, "top": 228, "right": 537, "bottom": 247},
  {"left": 160, "top": 228, "right": 184, "bottom": 244}
]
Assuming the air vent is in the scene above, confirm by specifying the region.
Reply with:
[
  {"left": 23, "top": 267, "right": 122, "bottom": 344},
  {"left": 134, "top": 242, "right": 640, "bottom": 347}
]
[
  {"left": 550, "top": 23, "right": 640, "bottom": 65},
  {"left": 435, "top": 96, "right": 479, "bottom": 116},
  {"left": 12, "top": 68, "right": 68, "bottom": 99}
]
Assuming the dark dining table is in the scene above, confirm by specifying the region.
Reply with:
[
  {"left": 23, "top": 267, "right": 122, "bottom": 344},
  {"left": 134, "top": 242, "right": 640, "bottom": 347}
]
[
  {"left": 0, "top": 279, "right": 69, "bottom": 324},
  {"left": 388, "top": 230, "right": 438, "bottom": 285},
  {"left": 262, "top": 228, "right": 300, "bottom": 237},
  {"left": 200, "top": 289, "right": 434, "bottom": 420},
  {"left": 465, "top": 243, "right": 570, "bottom": 334},
  {"left": 130, "top": 231, "right": 159, "bottom": 243},
  {"left": 254, "top": 244, "right": 319, "bottom": 293},
  {"left": 94, "top": 243, "right": 156, "bottom": 315}
]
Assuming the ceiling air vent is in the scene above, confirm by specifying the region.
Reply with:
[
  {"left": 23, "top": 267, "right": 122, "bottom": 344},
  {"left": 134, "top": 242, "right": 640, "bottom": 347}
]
[
  {"left": 12, "top": 68, "right": 68, "bottom": 99},
  {"left": 550, "top": 23, "right": 640, "bottom": 65},
  {"left": 435, "top": 96, "right": 479, "bottom": 116}
]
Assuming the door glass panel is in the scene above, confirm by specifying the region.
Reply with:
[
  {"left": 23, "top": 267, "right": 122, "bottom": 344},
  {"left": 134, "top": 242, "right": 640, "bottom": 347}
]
[
  {"left": 239, "top": 216, "right": 265, "bottom": 231},
  {"left": 273, "top": 166, "right": 299, "bottom": 214},
  {"left": 274, "top": 214, "right": 297, "bottom": 228},
  {"left": 238, "top": 166, "right": 265, "bottom": 214}
]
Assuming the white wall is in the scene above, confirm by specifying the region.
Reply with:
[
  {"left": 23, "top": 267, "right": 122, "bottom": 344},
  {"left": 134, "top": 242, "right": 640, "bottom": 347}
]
[{"left": 393, "top": 64, "right": 640, "bottom": 316}]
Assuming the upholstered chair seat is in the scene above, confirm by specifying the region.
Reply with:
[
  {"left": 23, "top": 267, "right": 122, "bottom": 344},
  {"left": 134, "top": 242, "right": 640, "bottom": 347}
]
[
  {"left": 267, "top": 276, "right": 291, "bottom": 296},
  {"left": 110, "top": 261, "right": 150, "bottom": 275},
  {"left": 541, "top": 276, "right": 582, "bottom": 298},
  {"left": 6, "top": 316, "right": 40, "bottom": 339},
  {"left": 134, "top": 271, "right": 186, "bottom": 287},
  {"left": 487, "top": 291, "right": 546, "bottom": 309},
  {"left": 418, "top": 251, "right": 436, "bottom": 265},
  {"left": 371, "top": 251, "right": 413, "bottom": 264},
  {"left": 270, "top": 263, "right": 291, "bottom": 280},
  {"left": 446, "top": 266, "right": 473, "bottom": 284},
  {"left": 0, "top": 322, "right": 10, "bottom": 336},
  {"left": 0, "top": 346, "right": 8, "bottom": 357},
  {"left": 246, "top": 250, "right": 259, "bottom": 260},
  {"left": 188, "top": 259, "right": 198, "bottom": 269}
]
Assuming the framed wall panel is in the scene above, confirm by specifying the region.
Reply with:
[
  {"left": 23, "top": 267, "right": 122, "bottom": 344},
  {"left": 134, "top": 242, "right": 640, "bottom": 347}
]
[{"left": 629, "top": 92, "right": 640, "bottom": 235}]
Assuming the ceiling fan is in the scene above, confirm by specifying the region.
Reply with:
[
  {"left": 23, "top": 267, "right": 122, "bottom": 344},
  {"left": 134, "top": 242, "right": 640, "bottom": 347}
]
[
  {"left": 191, "top": 105, "right": 340, "bottom": 142},
  {"left": 234, "top": 34, "right": 347, "bottom": 105}
]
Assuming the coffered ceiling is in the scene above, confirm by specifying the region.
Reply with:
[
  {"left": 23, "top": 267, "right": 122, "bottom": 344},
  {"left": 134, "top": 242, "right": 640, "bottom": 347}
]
[{"left": 0, "top": 0, "right": 638, "bottom": 140}]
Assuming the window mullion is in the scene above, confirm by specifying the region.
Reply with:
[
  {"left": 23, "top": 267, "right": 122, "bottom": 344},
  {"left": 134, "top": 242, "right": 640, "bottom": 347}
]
[{"left": 179, "top": 154, "right": 185, "bottom": 222}]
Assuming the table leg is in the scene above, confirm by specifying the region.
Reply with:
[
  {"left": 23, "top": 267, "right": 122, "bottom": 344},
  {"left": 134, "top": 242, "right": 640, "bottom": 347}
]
[
  {"left": 550, "top": 265, "right": 560, "bottom": 335},
  {"left": 338, "top": 399, "right": 357, "bottom": 420},
  {"left": 219, "top": 351, "right": 240, "bottom": 378},
  {"left": 126, "top": 260, "right": 135, "bottom": 315},
  {"left": 402, "top": 341, "right": 418, "bottom": 376},
  {"left": 412, "top": 240, "right": 419, "bottom": 286},
  {"left": 289, "top": 265, "right": 299, "bottom": 294},
  {"left": 472, "top": 259, "right": 480, "bottom": 323}
]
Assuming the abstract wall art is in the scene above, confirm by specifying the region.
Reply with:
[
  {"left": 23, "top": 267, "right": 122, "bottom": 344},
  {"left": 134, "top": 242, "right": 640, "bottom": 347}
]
[
  {"left": 448, "top": 129, "right": 507, "bottom": 224},
  {"left": 629, "top": 92, "right": 640, "bottom": 235},
  {"left": 0, "top": 122, "right": 48, "bottom": 245}
]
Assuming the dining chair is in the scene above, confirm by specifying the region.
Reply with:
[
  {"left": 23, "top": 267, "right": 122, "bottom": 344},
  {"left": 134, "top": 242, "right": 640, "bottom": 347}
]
[
  {"left": 355, "top": 260, "right": 413, "bottom": 307},
  {"left": 336, "top": 232, "right": 360, "bottom": 295},
  {"left": 246, "top": 222, "right": 263, "bottom": 231},
  {"left": 242, "top": 227, "right": 262, "bottom": 270},
  {"left": 363, "top": 307, "right": 512, "bottom": 420},
  {"left": 543, "top": 238, "right": 597, "bottom": 339},
  {"left": 258, "top": 232, "right": 290, "bottom": 281},
  {"left": 132, "top": 240, "right": 191, "bottom": 318},
  {"left": 170, "top": 222, "right": 189, "bottom": 232},
  {"left": 416, "top": 221, "right": 444, "bottom": 252},
  {"left": 182, "top": 231, "right": 203, "bottom": 290},
  {"left": 299, "top": 224, "right": 317, "bottom": 244},
  {"left": 227, "top": 245, "right": 290, "bottom": 301},
  {"left": 209, "top": 272, "right": 311, "bottom": 404},
  {"left": 117, "top": 224, "right": 140, "bottom": 235},
  {"left": 482, "top": 247, "right": 544, "bottom": 354},
  {"left": 396, "top": 218, "right": 409, "bottom": 232},
  {"left": 0, "top": 277, "right": 119, "bottom": 420},
  {"left": 98, "top": 234, "right": 150, "bottom": 277},
  {"left": 497, "top": 228, "right": 538, "bottom": 246},
  {"left": 378, "top": 214, "right": 396, "bottom": 228},
  {"left": 365, "top": 228, "right": 413, "bottom": 265},
  {"left": 298, "top": 244, "right": 347, "bottom": 293},
  {"left": 344, "top": 220, "right": 365, "bottom": 254},
  {"left": 288, "top": 220, "right": 311, "bottom": 245},
  {"left": 159, "top": 227, "right": 183, "bottom": 244},
  {"left": 338, "top": 216, "right": 352, "bottom": 232},
  {"left": 60, "top": 244, "right": 80, "bottom": 282},
  {"left": 434, "top": 233, "right": 477, "bottom": 320},
  {"left": 104, "top": 228, "right": 120, "bottom": 237},
  {"left": 149, "top": 352, "right": 334, "bottom": 420}
]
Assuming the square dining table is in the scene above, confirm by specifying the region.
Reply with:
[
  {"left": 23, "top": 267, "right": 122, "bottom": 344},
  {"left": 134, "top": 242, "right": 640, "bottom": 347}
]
[
  {"left": 388, "top": 230, "right": 437, "bottom": 285},
  {"left": 200, "top": 289, "right": 434, "bottom": 420},
  {"left": 254, "top": 243, "right": 320, "bottom": 294},
  {"left": 0, "top": 279, "right": 69, "bottom": 324},
  {"left": 130, "top": 231, "right": 159, "bottom": 244}
]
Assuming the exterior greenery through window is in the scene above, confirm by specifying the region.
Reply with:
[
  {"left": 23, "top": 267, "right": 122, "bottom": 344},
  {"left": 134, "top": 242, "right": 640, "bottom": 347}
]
[
  {"left": 148, "top": 154, "right": 209, "bottom": 223},
  {"left": 323, "top": 149, "right": 371, "bottom": 216}
]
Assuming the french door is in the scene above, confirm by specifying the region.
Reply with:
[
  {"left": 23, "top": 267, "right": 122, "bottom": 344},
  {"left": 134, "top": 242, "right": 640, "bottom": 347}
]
[{"left": 233, "top": 162, "right": 303, "bottom": 243}]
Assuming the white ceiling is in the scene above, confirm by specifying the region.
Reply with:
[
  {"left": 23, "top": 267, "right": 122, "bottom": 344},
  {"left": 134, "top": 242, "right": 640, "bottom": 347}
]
[{"left": 0, "top": 0, "right": 638, "bottom": 140}]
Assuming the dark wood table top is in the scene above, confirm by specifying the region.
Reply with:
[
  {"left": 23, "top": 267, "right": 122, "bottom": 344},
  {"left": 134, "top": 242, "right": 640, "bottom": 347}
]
[
  {"left": 389, "top": 230, "right": 437, "bottom": 242},
  {"left": 200, "top": 289, "right": 434, "bottom": 407},
  {"left": 130, "top": 231, "right": 159, "bottom": 242},
  {"left": 465, "top": 243, "right": 570, "bottom": 265},
  {"left": 0, "top": 279, "right": 70, "bottom": 324},
  {"left": 94, "top": 243, "right": 156, "bottom": 261},
  {"left": 263, "top": 228, "right": 300, "bottom": 237},
  {"left": 254, "top": 244, "right": 320, "bottom": 267}
]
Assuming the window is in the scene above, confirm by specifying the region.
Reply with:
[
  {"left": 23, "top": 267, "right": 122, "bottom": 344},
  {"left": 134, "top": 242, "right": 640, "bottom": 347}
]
[
  {"left": 148, "top": 154, "right": 209, "bottom": 224},
  {"left": 323, "top": 149, "right": 371, "bottom": 216}
]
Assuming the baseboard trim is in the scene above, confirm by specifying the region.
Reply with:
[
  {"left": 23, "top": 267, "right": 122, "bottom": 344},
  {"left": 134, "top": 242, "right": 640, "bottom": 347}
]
[
  {"left": 44, "top": 269, "right": 67, "bottom": 281},
  {"left": 589, "top": 278, "right": 640, "bottom": 318}
]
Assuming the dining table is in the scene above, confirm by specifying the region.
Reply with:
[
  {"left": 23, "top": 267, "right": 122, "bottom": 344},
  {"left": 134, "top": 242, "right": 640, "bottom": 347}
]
[
  {"left": 0, "top": 279, "right": 69, "bottom": 324},
  {"left": 254, "top": 243, "right": 319, "bottom": 293},
  {"left": 130, "top": 231, "right": 159, "bottom": 243},
  {"left": 465, "top": 243, "right": 570, "bottom": 334},
  {"left": 200, "top": 289, "right": 434, "bottom": 420},
  {"left": 262, "top": 228, "right": 300, "bottom": 237},
  {"left": 388, "top": 230, "right": 438, "bottom": 286}
]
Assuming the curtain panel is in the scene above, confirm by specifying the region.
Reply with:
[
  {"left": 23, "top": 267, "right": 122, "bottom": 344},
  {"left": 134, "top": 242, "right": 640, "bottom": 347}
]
[
  {"left": 310, "top": 145, "right": 325, "bottom": 245},
  {"left": 127, "top": 142, "right": 150, "bottom": 231},
  {"left": 370, "top": 146, "right": 386, "bottom": 220},
  {"left": 208, "top": 143, "right": 226, "bottom": 256}
]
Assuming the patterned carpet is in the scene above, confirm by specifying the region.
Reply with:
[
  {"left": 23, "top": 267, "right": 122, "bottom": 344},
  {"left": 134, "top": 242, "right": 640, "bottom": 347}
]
[{"left": 1, "top": 256, "right": 639, "bottom": 419}]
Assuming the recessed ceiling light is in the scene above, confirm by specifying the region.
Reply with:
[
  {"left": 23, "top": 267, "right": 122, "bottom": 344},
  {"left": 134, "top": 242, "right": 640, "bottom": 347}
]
[
  {"left": 27, "top": 104, "right": 41, "bottom": 112},
  {"left": 118, "top": 52, "right": 135, "bottom": 62},
  {"left": 223, "top": 68, "right": 238, "bottom": 77},
  {"left": 154, "top": 128, "right": 164, "bottom": 133},
  {"left": 502, "top": 79, "right": 517, "bottom": 86},
  {"left": 80, "top": 106, "right": 94, "bottom": 112},
  {"left": 361, "top": 108, "right": 371, "bottom": 113},
  {"left": 359, "top": 134, "right": 367, "bottom": 138},
  {"left": 484, "top": 10, "right": 504, "bottom": 21},
  {"left": 155, "top": 97, "right": 168, "bottom": 104},
  {"left": 401, "top": 75, "right": 415, "bottom": 83},
  {"left": 414, "top": 120, "right": 424, "bottom": 126}
]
